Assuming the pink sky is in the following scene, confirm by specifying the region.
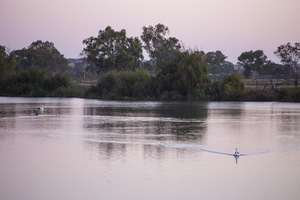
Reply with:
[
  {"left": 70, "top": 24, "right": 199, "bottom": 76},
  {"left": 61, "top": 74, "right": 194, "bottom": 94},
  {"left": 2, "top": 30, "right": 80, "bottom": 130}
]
[{"left": 1, "top": 0, "right": 299, "bottom": 63}]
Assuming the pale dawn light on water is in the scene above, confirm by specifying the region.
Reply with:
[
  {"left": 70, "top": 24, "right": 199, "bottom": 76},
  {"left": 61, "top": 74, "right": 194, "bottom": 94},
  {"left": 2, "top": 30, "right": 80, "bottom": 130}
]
[{"left": 0, "top": 98, "right": 300, "bottom": 200}]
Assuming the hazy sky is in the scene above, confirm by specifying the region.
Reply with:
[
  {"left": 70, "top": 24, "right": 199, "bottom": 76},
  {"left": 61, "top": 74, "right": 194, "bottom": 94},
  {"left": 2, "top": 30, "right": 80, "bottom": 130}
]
[{"left": 1, "top": 0, "right": 299, "bottom": 63}]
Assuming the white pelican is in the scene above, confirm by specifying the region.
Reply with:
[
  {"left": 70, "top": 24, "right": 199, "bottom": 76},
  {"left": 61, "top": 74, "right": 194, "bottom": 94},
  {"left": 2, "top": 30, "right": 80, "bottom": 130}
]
[
  {"left": 31, "top": 111, "right": 39, "bottom": 116},
  {"left": 37, "top": 106, "right": 44, "bottom": 112},
  {"left": 234, "top": 148, "right": 240, "bottom": 156}
]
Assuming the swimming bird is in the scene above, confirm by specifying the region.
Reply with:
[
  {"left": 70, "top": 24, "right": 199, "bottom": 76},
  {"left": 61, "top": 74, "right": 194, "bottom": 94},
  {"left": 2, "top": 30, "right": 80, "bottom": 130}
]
[
  {"left": 31, "top": 111, "right": 39, "bottom": 116},
  {"left": 37, "top": 106, "right": 44, "bottom": 112},
  {"left": 234, "top": 148, "right": 240, "bottom": 156}
]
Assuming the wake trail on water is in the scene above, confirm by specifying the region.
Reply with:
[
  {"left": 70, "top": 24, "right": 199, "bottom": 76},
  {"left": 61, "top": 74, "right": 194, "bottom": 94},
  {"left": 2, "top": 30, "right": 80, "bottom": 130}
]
[{"left": 58, "top": 135, "right": 299, "bottom": 157}]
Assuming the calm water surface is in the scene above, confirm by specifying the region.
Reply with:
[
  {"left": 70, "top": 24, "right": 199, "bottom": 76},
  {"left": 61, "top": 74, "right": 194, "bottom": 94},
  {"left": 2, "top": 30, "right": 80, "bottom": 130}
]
[{"left": 0, "top": 97, "right": 300, "bottom": 200}]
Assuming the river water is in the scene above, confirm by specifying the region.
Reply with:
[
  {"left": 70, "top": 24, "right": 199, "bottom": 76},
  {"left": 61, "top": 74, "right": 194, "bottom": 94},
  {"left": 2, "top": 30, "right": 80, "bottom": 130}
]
[{"left": 0, "top": 97, "right": 300, "bottom": 200}]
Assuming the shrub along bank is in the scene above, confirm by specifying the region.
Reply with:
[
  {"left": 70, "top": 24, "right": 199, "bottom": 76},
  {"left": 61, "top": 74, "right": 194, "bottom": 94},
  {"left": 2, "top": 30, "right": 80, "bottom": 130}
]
[{"left": 0, "top": 67, "right": 83, "bottom": 97}]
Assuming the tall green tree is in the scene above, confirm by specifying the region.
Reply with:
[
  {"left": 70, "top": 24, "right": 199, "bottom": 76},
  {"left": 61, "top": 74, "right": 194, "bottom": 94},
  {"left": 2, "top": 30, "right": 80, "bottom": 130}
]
[
  {"left": 155, "top": 50, "right": 208, "bottom": 98},
  {"left": 0, "top": 45, "right": 6, "bottom": 69},
  {"left": 205, "top": 50, "right": 227, "bottom": 66},
  {"left": 205, "top": 50, "right": 234, "bottom": 76},
  {"left": 141, "top": 23, "right": 181, "bottom": 68},
  {"left": 14, "top": 40, "right": 68, "bottom": 75},
  {"left": 260, "top": 62, "right": 290, "bottom": 78},
  {"left": 212, "top": 73, "right": 244, "bottom": 100},
  {"left": 178, "top": 51, "right": 208, "bottom": 95},
  {"left": 0, "top": 45, "right": 15, "bottom": 74},
  {"left": 274, "top": 42, "right": 300, "bottom": 87},
  {"left": 238, "top": 50, "right": 269, "bottom": 78},
  {"left": 82, "top": 26, "right": 143, "bottom": 74}
]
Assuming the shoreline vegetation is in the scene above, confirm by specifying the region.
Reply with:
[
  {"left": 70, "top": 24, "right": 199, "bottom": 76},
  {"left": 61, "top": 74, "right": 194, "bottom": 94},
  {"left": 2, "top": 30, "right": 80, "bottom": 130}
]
[{"left": 1, "top": 24, "right": 300, "bottom": 102}]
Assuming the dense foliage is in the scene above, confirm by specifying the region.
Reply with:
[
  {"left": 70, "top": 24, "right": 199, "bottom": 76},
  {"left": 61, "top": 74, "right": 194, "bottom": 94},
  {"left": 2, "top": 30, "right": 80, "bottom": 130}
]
[
  {"left": 1, "top": 24, "right": 300, "bottom": 101},
  {"left": 274, "top": 42, "right": 300, "bottom": 87},
  {"left": 205, "top": 50, "right": 235, "bottom": 78},
  {"left": 86, "top": 70, "right": 152, "bottom": 100},
  {"left": 237, "top": 50, "right": 269, "bottom": 78},
  {"left": 210, "top": 73, "right": 244, "bottom": 100},
  {"left": 82, "top": 26, "right": 143, "bottom": 74},
  {"left": 14, "top": 40, "right": 69, "bottom": 74},
  {"left": 0, "top": 44, "right": 83, "bottom": 97},
  {"left": 86, "top": 52, "right": 209, "bottom": 101},
  {"left": 154, "top": 51, "right": 209, "bottom": 100},
  {"left": 141, "top": 23, "right": 181, "bottom": 68}
]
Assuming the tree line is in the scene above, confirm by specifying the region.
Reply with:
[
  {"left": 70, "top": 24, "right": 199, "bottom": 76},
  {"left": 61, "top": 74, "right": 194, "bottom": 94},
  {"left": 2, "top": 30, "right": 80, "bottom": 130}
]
[
  {"left": 1, "top": 24, "right": 300, "bottom": 101},
  {"left": 0, "top": 41, "right": 82, "bottom": 97}
]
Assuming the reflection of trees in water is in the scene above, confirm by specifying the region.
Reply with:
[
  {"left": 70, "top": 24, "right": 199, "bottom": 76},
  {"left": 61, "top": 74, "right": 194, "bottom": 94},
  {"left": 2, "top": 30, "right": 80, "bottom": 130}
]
[
  {"left": 157, "top": 102, "right": 208, "bottom": 119},
  {"left": 277, "top": 112, "right": 300, "bottom": 136},
  {"left": 84, "top": 120, "right": 206, "bottom": 141},
  {"left": 0, "top": 104, "right": 17, "bottom": 132},
  {"left": 208, "top": 102, "right": 245, "bottom": 117},
  {"left": 151, "top": 121, "right": 206, "bottom": 141},
  {"left": 82, "top": 102, "right": 209, "bottom": 158},
  {"left": 206, "top": 102, "right": 246, "bottom": 135},
  {"left": 0, "top": 104, "right": 17, "bottom": 118},
  {"left": 142, "top": 143, "right": 193, "bottom": 160},
  {"left": 84, "top": 140, "right": 198, "bottom": 161},
  {"left": 85, "top": 141, "right": 127, "bottom": 160},
  {"left": 142, "top": 144, "right": 166, "bottom": 160},
  {"left": 83, "top": 102, "right": 208, "bottom": 142},
  {"left": 223, "top": 107, "right": 244, "bottom": 117},
  {"left": 148, "top": 102, "right": 208, "bottom": 141},
  {"left": 83, "top": 101, "right": 208, "bottom": 120}
]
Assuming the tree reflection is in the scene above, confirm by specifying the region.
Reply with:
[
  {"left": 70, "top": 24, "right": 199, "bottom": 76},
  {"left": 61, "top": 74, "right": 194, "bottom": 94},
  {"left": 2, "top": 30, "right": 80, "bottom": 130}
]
[
  {"left": 83, "top": 102, "right": 208, "bottom": 141},
  {"left": 82, "top": 101, "right": 209, "bottom": 158},
  {"left": 85, "top": 141, "right": 127, "bottom": 160}
]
